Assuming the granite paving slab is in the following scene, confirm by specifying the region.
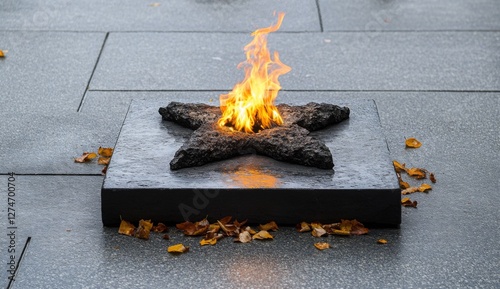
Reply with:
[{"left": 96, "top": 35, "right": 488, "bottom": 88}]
[
  {"left": 0, "top": 31, "right": 105, "bottom": 113},
  {"left": 90, "top": 32, "right": 500, "bottom": 91},
  {"left": 0, "top": 0, "right": 319, "bottom": 32},
  {"left": 320, "top": 0, "right": 500, "bottom": 31},
  {"left": 0, "top": 111, "right": 124, "bottom": 175}
]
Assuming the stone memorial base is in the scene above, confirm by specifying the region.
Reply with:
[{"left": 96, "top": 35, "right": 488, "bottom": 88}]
[{"left": 101, "top": 98, "right": 400, "bottom": 226}]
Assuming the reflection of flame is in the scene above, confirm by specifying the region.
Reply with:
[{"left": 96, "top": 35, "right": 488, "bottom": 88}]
[
  {"left": 218, "top": 12, "right": 291, "bottom": 133},
  {"left": 229, "top": 165, "right": 279, "bottom": 188}
]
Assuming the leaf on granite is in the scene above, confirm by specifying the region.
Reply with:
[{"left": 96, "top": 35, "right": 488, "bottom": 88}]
[
  {"left": 418, "top": 183, "right": 432, "bottom": 192},
  {"left": 430, "top": 173, "right": 437, "bottom": 183},
  {"left": 135, "top": 219, "right": 153, "bottom": 240},
  {"left": 168, "top": 243, "right": 189, "bottom": 254},
  {"left": 402, "top": 187, "right": 419, "bottom": 195},
  {"left": 401, "top": 197, "right": 418, "bottom": 208},
  {"left": 259, "top": 221, "right": 279, "bottom": 231},
  {"left": 377, "top": 239, "right": 388, "bottom": 244},
  {"left": 393, "top": 160, "right": 406, "bottom": 173},
  {"left": 152, "top": 222, "right": 168, "bottom": 233},
  {"left": 200, "top": 238, "right": 218, "bottom": 246},
  {"left": 342, "top": 219, "right": 369, "bottom": 235},
  {"left": 176, "top": 218, "right": 209, "bottom": 236},
  {"left": 162, "top": 234, "right": 170, "bottom": 240},
  {"left": 296, "top": 222, "right": 311, "bottom": 233},
  {"left": 314, "top": 242, "right": 330, "bottom": 250},
  {"left": 98, "top": 146, "right": 114, "bottom": 157},
  {"left": 235, "top": 231, "right": 252, "bottom": 243},
  {"left": 406, "top": 167, "right": 427, "bottom": 179},
  {"left": 118, "top": 219, "right": 136, "bottom": 236},
  {"left": 98, "top": 157, "right": 110, "bottom": 165},
  {"left": 0, "top": 50, "right": 5, "bottom": 57},
  {"left": 252, "top": 230, "right": 273, "bottom": 240},
  {"left": 74, "top": 152, "right": 97, "bottom": 163},
  {"left": 311, "top": 223, "right": 327, "bottom": 237},
  {"left": 405, "top": 137, "right": 422, "bottom": 148}
]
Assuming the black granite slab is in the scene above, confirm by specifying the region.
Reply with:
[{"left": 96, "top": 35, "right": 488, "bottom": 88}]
[{"left": 102, "top": 98, "right": 400, "bottom": 226}]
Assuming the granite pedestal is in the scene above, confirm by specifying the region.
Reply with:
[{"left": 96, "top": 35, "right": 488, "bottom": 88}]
[{"left": 101, "top": 98, "right": 400, "bottom": 226}]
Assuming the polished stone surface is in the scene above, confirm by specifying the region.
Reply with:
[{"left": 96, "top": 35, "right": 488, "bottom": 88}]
[
  {"left": 90, "top": 32, "right": 500, "bottom": 91},
  {"left": 102, "top": 98, "right": 400, "bottom": 226}
]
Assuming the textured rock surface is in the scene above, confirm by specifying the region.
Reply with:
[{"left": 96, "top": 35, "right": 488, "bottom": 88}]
[{"left": 159, "top": 102, "right": 349, "bottom": 170}]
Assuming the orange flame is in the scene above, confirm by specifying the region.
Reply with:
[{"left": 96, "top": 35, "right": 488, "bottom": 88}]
[{"left": 218, "top": 12, "right": 291, "bottom": 133}]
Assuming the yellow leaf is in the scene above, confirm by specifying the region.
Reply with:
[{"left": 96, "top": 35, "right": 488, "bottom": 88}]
[
  {"left": 418, "top": 183, "right": 432, "bottom": 192},
  {"left": 312, "top": 227, "right": 327, "bottom": 237},
  {"left": 406, "top": 167, "right": 426, "bottom": 179},
  {"left": 118, "top": 220, "right": 136, "bottom": 236},
  {"left": 393, "top": 160, "right": 406, "bottom": 173},
  {"left": 0, "top": 50, "right": 4, "bottom": 57},
  {"left": 296, "top": 222, "right": 311, "bottom": 233},
  {"left": 244, "top": 226, "right": 257, "bottom": 235},
  {"left": 98, "top": 146, "right": 114, "bottom": 157},
  {"left": 98, "top": 157, "right": 110, "bottom": 165},
  {"left": 332, "top": 229, "right": 350, "bottom": 236},
  {"left": 405, "top": 137, "right": 422, "bottom": 148},
  {"left": 135, "top": 219, "right": 153, "bottom": 240},
  {"left": 74, "top": 152, "right": 97, "bottom": 163},
  {"left": 252, "top": 230, "right": 273, "bottom": 240},
  {"left": 200, "top": 238, "right": 217, "bottom": 246},
  {"left": 401, "top": 197, "right": 418, "bottom": 208},
  {"left": 258, "top": 221, "right": 278, "bottom": 231},
  {"left": 377, "top": 239, "right": 388, "bottom": 244},
  {"left": 314, "top": 242, "right": 330, "bottom": 250},
  {"left": 168, "top": 243, "right": 189, "bottom": 254}
]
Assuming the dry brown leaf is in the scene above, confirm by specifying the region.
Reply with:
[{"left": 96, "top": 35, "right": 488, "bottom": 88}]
[
  {"left": 312, "top": 227, "right": 327, "bottom": 237},
  {"left": 377, "top": 239, "right": 388, "bottom": 244},
  {"left": 418, "top": 183, "right": 432, "bottom": 192},
  {"left": 118, "top": 220, "right": 135, "bottom": 236},
  {"left": 259, "top": 221, "right": 279, "bottom": 231},
  {"left": 314, "top": 242, "right": 330, "bottom": 250},
  {"left": 208, "top": 223, "right": 220, "bottom": 233},
  {"left": 168, "top": 243, "right": 189, "bottom": 254},
  {"left": 152, "top": 223, "right": 168, "bottom": 233},
  {"left": 345, "top": 219, "right": 369, "bottom": 235},
  {"left": 401, "top": 187, "right": 419, "bottom": 195},
  {"left": 252, "top": 230, "right": 273, "bottom": 240},
  {"left": 405, "top": 137, "right": 422, "bottom": 148},
  {"left": 101, "top": 165, "right": 108, "bottom": 175},
  {"left": 74, "top": 152, "right": 97, "bottom": 163},
  {"left": 200, "top": 238, "right": 217, "bottom": 246},
  {"left": 98, "top": 147, "right": 114, "bottom": 157},
  {"left": 244, "top": 226, "right": 257, "bottom": 235},
  {"left": 162, "top": 234, "right": 170, "bottom": 240},
  {"left": 401, "top": 197, "right": 418, "bottom": 208},
  {"left": 430, "top": 173, "right": 437, "bottom": 183},
  {"left": 406, "top": 168, "right": 427, "bottom": 179},
  {"left": 98, "top": 157, "right": 110, "bottom": 165},
  {"left": 393, "top": 160, "right": 406, "bottom": 173},
  {"left": 135, "top": 219, "right": 153, "bottom": 240},
  {"left": 217, "top": 220, "right": 237, "bottom": 236},
  {"left": 177, "top": 218, "right": 209, "bottom": 236},
  {"left": 218, "top": 216, "right": 232, "bottom": 225},
  {"left": 296, "top": 222, "right": 311, "bottom": 233},
  {"left": 235, "top": 231, "right": 252, "bottom": 243}
]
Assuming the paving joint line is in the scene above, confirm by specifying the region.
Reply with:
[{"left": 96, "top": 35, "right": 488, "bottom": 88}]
[{"left": 77, "top": 32, "right": 110, "bottom": 112}]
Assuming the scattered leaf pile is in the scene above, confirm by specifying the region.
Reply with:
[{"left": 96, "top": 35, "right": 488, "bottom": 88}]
[
  {"left": 74, "top": 146, "right": 114, "bottom": 174},
  {"left": 118, "top": 219, "right": 168, "bottom": 240},
  {"left": 176, "top": 216, "right": 276, "bottom": 245},
  {"left": 297, "top": 219, "right": 369, "bottom": 237}
]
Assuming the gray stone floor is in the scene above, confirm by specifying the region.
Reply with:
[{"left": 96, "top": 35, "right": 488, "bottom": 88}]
[{"left": 0, "top": 1, "right": 499, "bottom": 288}]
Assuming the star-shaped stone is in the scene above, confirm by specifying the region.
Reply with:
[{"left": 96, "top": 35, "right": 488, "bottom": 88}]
[{"left": 159, "top": 102, "right": 350, "bottom": 170}]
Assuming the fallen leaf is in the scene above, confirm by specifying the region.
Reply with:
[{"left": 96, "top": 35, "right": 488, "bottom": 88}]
[
  {"left": 406, "top": 167, "right": 426, "bottom": 179},
  {"left": 296, "top": 222, "right": 311, "bottom": 233},
  {"left": 135, "top": 219, "right": 153, "bottom": 240},
  {"left": 259, "top": 221, "right": 279, "bottom": 231},
  {"left": 332, "top": 229, "right": 350, "bottom": 236},
  {"left": 168, "top": 243, "right": 189, "bottom": 254},
  {"left": 152, "top": 223, "right": 168, "bottom": 233},
  {"left": 345, "top": 219, "right": 369, "bottom": 235},
  {"left": 377, "top": 239, "right": 388, "bottom": 244},
  {"left": 74, "top": 152, "right": 97, "bottom": 163},
  {"left": 208, "top": 223, "right": 220, "bottom": 233},
  {"left": 393, "top": 160, "right": 406, "bottom": 173},
  {"left": 401, "top": 197, "right": 418, "bottom": 208},
  {"left": 218, "top": 216, "right": 232, "bottom": 225},
  {"left": 149, "top": 2, "right": 161, "bottom": 7},
  {"left": 101, "top": 165, "right": 108, "bottom": 175},
  {"left": 177, "top": 218, "right": 209, "bottom": 236},
  {"left": 235, "top": 231, "right": 252, "bottom": 243},
  {"left": 217, "top": 220, "right": 237, "bottom": 236},
  {"left": 98, "top": 157, "right": 110, "bottom": 165},
  {"left": 418, "top": 183, "right": 432, "bottom": 192},
  {"left": 396, "top": 172, "right": 410, "bottom": 189},
  {"left": 401, "top": 187, "right": 419, "bottom": 195},
  {"left": 244, "top": 226, "right": 257, "bottom": 235},
  {"left": 252, "top": 230, "right": 273, "bottom": 240},
  {"left": 98, "top": 147, "right": 114, "bottom": 157},
  {"left": 312, "top": 227, "right": 327, "bottom": 237},
  {"left": 162, "top": 234, "right": 170, "bottom": 240},
  {"left": 405, "top": 137, "right": 422, "bottom": 148},
  {"left": 314, "top": 242, "right": 330, "bottom": 250},
  {"left": 430, "top": 173, "right": 437, "bottom": 183},
  {"left": 200, "top": 238, "right": 217, "bottom": 246},
  {"left": 118, "top": 220, "right": 136, "bottom": 236},
  {"left": 0, "top": 50, "right": 4, "bottom": 57}
]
